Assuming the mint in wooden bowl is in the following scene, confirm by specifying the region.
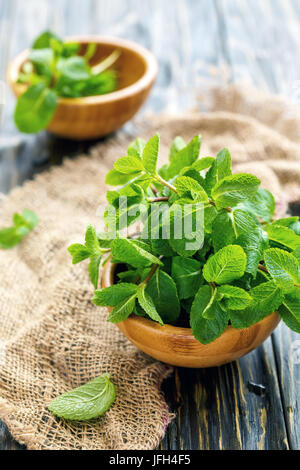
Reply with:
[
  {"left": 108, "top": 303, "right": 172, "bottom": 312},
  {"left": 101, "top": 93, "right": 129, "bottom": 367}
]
[{"left": 68, "top": 135, "right": 300, "bottom": 367}]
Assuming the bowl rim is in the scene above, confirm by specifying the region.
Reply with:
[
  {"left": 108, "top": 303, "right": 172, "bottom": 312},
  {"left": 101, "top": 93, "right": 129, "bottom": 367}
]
[
  {"left": 7, "top": 35, "right": 158, "bottom": 106},
  {"left": 101, "top": 258, "right": 279, "bottom": 340}
]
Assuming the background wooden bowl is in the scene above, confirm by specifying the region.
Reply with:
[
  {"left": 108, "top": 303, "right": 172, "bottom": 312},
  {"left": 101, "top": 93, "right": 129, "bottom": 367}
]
[
  {"left": 102, "top": 260, "right": 281, "bottom": 368},
  {"left": 7, "top": 36, "right": 158, "bottom": 140}
]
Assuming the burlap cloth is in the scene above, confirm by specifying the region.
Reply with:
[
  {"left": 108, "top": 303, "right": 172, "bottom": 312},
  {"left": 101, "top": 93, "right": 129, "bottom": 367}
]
[{"left": 0, "top": 84, "right": 300, "bottom": 450}]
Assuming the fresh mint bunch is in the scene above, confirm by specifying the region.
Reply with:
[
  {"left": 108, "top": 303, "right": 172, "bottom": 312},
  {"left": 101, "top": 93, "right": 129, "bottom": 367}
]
[
  {"left": 14, "top": 30, "right": 119, "bottom": 133},
  {"left": 69, "top": 134, "right": 300, "bottom": 344},
  {"left": 0, "top": 210, "right": 39, "bottom": 249}
]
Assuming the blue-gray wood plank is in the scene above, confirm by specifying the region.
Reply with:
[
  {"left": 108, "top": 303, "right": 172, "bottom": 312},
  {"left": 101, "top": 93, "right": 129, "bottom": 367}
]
[{"left": 0, "top": 0, "right": 299, "bottom": 450}]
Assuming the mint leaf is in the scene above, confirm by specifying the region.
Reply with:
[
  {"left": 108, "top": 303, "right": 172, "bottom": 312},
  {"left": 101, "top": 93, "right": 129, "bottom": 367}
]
[
  {"left": 137, "top": 286, "right": 164, "bottom": 325},
  {"left": 192, "top": 157, "right": 214, "bottom": 172},
  {"left": 168, "top": 203, "right": 204, "bottom": 257},
  {"left": 241, "top": 188, "right": 275, "bottom": 223},
  {"left": 212, "top": 211, "right": 235, "bottom": 252},
  {"left": 175, "top": 176, "right": 209, "bottom": 202},
  {"left": 265, "top": 224, "right": 300, "bottom": 250},
  {"left": 171, "top": 256, "right": 202, "bottom": 299},
  {"left": 68, "top": 244, "right": 91, "bottom": 264},
  {"left": 218, "top": 285, "right": 252, "bottom": 310},
  {"left": 93, "top": 284, "right": 138, "bottom": 306},
  {"left": 48, "top": 373, "right": 116, "bottom": 421},
  {"left": 88, "top": 254, "right": 102, "bottom": 289},
  {"left": 127, "top": 138, "right": 146, "bottom": 158},
  {"left": 264, "top": 248, "right": 300, "bottom": 293},
  {"left": 212, "top": 174, "right": 260, "bottom": 210},
  {"left": 167, "top": 135, "right": 202, "bottom": 178},
  {"left": 169, "top": 136, "right": 186, "bottom": 161},
  {"left": 68, "top": 225, "right": 105, "bottom": 289},
  {"left": 190, "top": 285, "right": 228, "bottom": 344},
  {"left": 105, "top": 169, "right": 140, "bottom": 186},
  {"left": 114, "top": 156, "right": 144, "bottom": 174},
  {"left": 57, "top": 56, "right": 90, "bottom": 81},
  {"left": 0, "top": 209, "right": 39, "bottom": 249},
  {"left": 278, "top": 304, "right": 300, "bottom": 333},
  {"left": 111, "top": 238, "right": 162, "bottom": 268},
  {"left": 108, "top": 294, "right": 137, "bottom": 323},
  {"left": 282, "top": 288, "right": 300, "bottom": 321},
  {"left": 272, "top": 217, "right": 299, "bottom": 227},
  {"left": 215, "top": 148, "right": 232, "bottom": 181},
  {"left": 33, "top": 31, "right": 63, "bottom": 49},
  {"left": 29, "top": 48, "right": 54, "bottom": 77},
  {"left": 230, "top": 280, "right": 284, "bottom": 329},
  {"left": 142, "top": 134, "right": 159, "bottom": 175},
  {"left": 146, "top": 269, "right": 180, "bottom": 323},
  {"left": 203, "top": 245, "right": 247, "bottom": 285},
  {"left": 14, "top": 83, "right": 57, "bottom": 133}
]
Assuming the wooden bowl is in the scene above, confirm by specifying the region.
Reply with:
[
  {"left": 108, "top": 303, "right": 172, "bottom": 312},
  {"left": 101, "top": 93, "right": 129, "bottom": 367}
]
[
  {"left": 102, "top": 260, "right": 281, "bottom": 368},
  {"left": 7, "top": 36, "right": 158, "bottom": 140}
]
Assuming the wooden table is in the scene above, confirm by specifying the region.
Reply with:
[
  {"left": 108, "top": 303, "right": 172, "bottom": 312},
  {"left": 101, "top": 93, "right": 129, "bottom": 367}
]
[{"left": 0, "top": 0, "right": 299, "bottom": 451}]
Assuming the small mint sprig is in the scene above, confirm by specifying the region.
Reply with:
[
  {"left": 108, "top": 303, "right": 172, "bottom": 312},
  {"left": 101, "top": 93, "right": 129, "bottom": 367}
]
[
  {"left": 0, "top": 209, "right": 39, "bottom": 250},
  {"left": 68, "top": 225, "right": 110, "bottom": 289}
]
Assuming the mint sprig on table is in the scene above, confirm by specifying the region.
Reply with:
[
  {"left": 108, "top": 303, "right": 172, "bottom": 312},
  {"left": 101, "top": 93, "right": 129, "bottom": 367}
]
[
  {"left": 48, "top": 373, "right": 116, "bottom": 421},
  {"left": 0, "top": 210, "right": 39, "bottom": 249},
  {"left": 69, "top": 134, "right": 300, "bottom": 344},
  {"left": 14, "top": 30, "right": 119, "bottom": 133}
]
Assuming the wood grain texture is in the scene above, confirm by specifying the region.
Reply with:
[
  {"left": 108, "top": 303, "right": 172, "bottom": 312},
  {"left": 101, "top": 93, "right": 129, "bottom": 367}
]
[{"left": 0, "top": 0, "right": 299, "bottom": 450}]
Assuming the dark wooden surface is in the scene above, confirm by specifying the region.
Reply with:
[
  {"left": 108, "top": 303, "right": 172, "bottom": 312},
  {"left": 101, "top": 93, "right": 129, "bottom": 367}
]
[{"left": 1, "top": 0, "right": 300, "bottom": 451}]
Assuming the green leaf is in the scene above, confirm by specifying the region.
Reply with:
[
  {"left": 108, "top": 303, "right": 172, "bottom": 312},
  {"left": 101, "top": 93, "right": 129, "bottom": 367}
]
[
  {"left": 168, "top": 203, "right": 205, "bottom": 258},
  {"left": 278, "top": 304, "right": 300, "bottom": 333},
  {"left": 273, "top": 217, "right": 299, "bottom": 227},
  {"left": 175, "top": 176, "right": 209, "bottom": 202},
  {"left": 146, "top": 269, "right": 180, "bottom": 323},
  {"left": 265, "top": 224, "right": 300, "bottom": 250},
  {"left": 167, "top": 135, "right": 202, "bottom": 178},
  {"left": 48, "top": 373, "right": 116, "bottom": 421},
  {"left": 127, "top": 138, "right": 146, "bottom": 158},
  {"left": 57, "top": 56, "right": 90, "bottom": 81},
  {"left": 192, "top": 157, "right": 215, "bottom": 172},
  {"left": 282, "top": 288, "right": 300, "bottom": 321},
  {"left": 93, "top": 284, "right": 139, "bottom": 307},
  {"left": 14, "top": 83, "right": 57, "bottom": 133},
  {"left": 211, "top": 173, "right": 260, "bottom": 210},
  {"left": 190, "top": 285, "right": 228, "bottom": 344},
  {"left": 29, "top": 48, "right": 54, "bottom": 76},
  {"left": 142, "top": 134, "right": 159, "bottom": 175},
  {"left": 33, "top": 31, "right": 63, "bottom": 49},
  {"left": 85, "top": 225, "right": 101, "bottom": 255},
  {"left": 113, "top": 156, "right": 144, "bottom": 174},
  {"left": 264, "top": 248, "right": 300, "bottom": 294},
  {"left": 88, "top": 254, "right": 102, "bottom": 289},
  {"left": 137, "top": 286, "right": 164, "bottom": 325},
  {"left": 0, "top": 209, "right": 39, "bottom": 249},
  {"left": 108, "top": 294, "right": 137, "bottom": 323},
  {"left": 203, "top": 245, "right": 247, "bottom": 285},
  {"left": 105, "top": 169, "right": 140, "bottom": 186},
  {"left": 18, "top": 209, "right": 39, "bottom": 229},
  {"left": 68, "top": 244, "right": 91, "bottom": 264},
  {"left": 171, "top": 256, "right": 203, "bottom": 299},
  {"left": 229, "top": 280, "right": 284, "bottom": 329},
  {"left": 212, "top": 211, "right": 235, "bottom": 252},
  {"left": 241, "top": 188, "right": 275, "bottom": 223},
  {"left": 215, "top": 148, "right": 232, "bottom": 181},
  {"left": 169, "top": 136, "right": 186, "bottom": 161},
  {"left": 218, "top": 285, "right": 252, "bottom": 310},
  {"left": 111, "top": 238, "right": 162, "bottom": 268}
]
